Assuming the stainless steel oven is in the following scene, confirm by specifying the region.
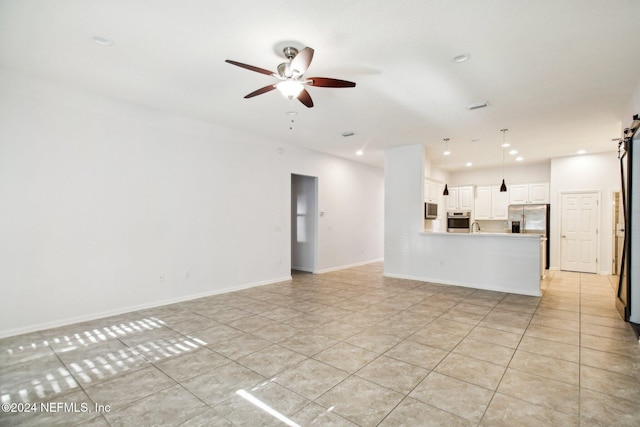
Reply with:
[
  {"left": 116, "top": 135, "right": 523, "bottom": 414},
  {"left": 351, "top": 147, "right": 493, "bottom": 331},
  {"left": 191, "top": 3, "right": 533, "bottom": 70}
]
[{"left": 447, "top": 211, "right": 471, "bottom": 233}]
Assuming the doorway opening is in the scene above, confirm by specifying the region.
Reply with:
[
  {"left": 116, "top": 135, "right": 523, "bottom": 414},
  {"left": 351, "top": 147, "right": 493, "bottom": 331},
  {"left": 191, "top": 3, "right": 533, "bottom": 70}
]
[
  {"left": 559, "top": 191, "right": 599, "bottom": 273},
  {"left": 291, "top": 174, "right": 318, "bottom": 273}
]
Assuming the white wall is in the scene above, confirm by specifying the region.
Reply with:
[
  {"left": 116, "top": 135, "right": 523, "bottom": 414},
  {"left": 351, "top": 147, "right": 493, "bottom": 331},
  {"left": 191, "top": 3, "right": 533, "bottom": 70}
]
[
  {"left": 450, "top": 161, "right": 551, "bottom": 187},
  {"left": 549, "top": 152, "right": 620, "bottom": 274},
  {"left": 0, "top": 69, "right": 384, "bottom": 337}
]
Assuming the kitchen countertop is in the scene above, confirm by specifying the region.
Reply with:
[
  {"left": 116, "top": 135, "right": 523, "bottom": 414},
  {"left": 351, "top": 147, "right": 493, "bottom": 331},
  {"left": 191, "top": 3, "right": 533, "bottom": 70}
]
[{"left": 422, "top": 230, "right": 544, "bottom": 238}]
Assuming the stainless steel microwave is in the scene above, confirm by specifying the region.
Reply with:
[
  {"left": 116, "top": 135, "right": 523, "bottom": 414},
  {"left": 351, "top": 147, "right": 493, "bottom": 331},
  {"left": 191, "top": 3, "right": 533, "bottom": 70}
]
[{"left": 424, "top": 202, "right": 438, "bottom": 219}]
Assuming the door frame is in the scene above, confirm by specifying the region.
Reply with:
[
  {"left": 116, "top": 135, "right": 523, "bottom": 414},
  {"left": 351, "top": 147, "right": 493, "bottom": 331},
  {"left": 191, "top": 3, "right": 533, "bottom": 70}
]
[
  {"left": 558, "top": 190, "right": 601, "bottom": 273},
  {"left": 290, "top": 174, "right": 319, "bottom": 273},
  {"left": 611, "top": 190, "right": 622, "bottom": 278}
]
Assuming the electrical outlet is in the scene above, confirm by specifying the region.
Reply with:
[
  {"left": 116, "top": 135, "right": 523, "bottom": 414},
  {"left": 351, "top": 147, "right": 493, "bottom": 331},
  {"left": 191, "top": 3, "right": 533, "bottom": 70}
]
[{"left": 159, "top": 274, "right": 165, "bottom": 282}]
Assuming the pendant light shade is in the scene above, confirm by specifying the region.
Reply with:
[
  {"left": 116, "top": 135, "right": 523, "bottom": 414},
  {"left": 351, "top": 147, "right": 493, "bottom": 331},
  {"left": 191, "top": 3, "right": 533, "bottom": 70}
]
[
  {"left": 499, "top": 129, "right": 508, "bottom": 192},
  {"left": 442, "top": 138, "right": 450, "bottom": 196}
]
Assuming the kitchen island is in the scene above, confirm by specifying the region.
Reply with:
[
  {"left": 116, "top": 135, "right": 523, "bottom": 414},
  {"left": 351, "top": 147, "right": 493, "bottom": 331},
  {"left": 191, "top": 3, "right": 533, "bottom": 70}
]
[{"left": 385, "top": 231, "right": 544, "bottom": 296}]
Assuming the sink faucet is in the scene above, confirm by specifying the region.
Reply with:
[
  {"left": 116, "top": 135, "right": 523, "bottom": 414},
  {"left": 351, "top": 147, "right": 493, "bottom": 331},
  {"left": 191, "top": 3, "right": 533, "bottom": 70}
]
[{"left": 471, "top": 221, "right": 480, "bottom": 232}]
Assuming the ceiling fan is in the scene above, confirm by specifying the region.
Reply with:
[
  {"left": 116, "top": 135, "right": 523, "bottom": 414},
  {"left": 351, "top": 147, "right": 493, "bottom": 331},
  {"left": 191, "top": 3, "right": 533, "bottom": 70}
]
[{"left": 225, "top": 46, "right": 356, "bottom": 108}]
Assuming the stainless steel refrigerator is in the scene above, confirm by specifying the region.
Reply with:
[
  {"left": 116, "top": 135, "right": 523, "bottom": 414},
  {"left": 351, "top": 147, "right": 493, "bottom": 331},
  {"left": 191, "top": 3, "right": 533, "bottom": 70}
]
[{"left": 508, "top": 204, "right": 550, "bottom": 269}]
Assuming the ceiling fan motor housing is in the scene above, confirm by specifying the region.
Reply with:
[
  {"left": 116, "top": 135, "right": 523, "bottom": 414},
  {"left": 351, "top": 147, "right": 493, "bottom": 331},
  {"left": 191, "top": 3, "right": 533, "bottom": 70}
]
[{"left": 282, "top": 46, "right": 299, "bottom": 60}]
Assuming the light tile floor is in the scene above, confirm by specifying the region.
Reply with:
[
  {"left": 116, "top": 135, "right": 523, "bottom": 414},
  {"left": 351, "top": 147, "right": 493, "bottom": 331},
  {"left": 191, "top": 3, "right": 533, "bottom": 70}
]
[{"left": 1, "top": 263, "right": 639, "bottom": 426}]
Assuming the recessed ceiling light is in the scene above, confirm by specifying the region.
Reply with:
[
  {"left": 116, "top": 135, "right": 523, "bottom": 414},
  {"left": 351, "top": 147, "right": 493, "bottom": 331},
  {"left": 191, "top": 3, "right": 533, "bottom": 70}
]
[
  {"left": 341, "top": 131, "right": 355, "bottom": 137},
  {"left": 465, "top": 162, "right": 472, "bottom": 167},
  {"left": 443, "top": 150, "right": 451, "bottom": 156},
  {"left": 470, "top": 138, "right": 480, "bottom": 143},
  {"left": 577, "top": 149, "right": 587, "bottom": 155},
  {"left": 516, "top": 156, "right": 524, "bottom": 162},
  {"left": 501, "top": 142, "right": 510, "bottom": 148},
  {"left": 467, "top": 101, "right": 488, "bottom": 110},
  {"left": 452, "top": 54, "right": 470, "bottom": 63},
  {"left": 286, "top": 111, "right": 297, "bottom": 116},
  {"left": 509, "top": 149, "right": 518, "bottom": 155},
  {"left": 356, "top": 150, "right": 364, "bottom": 156},
  {"left": 91, "top": 36, "right": 113, "bottom": 47}
]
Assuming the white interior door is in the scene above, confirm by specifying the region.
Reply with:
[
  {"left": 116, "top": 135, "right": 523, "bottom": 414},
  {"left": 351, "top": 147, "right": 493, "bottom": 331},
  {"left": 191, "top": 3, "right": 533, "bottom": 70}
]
[{"left": 560, "top": 192, "right": 598, "bottom": 273}]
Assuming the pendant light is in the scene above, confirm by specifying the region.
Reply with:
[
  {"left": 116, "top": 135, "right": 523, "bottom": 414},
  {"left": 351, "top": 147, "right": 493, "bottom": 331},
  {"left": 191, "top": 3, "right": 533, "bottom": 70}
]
[
  {"left": 442, "top": 138, "right": 450, "bottom": 196},
  {"left": 499, "top": 129, "right": 508, "bottom": 192}
]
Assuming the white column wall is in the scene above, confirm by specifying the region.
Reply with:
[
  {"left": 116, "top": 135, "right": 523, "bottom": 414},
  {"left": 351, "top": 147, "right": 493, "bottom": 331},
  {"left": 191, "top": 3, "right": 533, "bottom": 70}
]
[{"left": 384, "top": 145, "right": 425, "bottom": 273}]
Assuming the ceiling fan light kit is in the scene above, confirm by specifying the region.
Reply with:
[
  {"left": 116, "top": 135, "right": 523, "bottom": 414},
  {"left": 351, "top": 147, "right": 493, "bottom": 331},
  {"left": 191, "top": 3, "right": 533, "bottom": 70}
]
[
  {"left": 225, "top": 46, "right": 356, "bottom": 108},
  {"left": 276, "top": 80, "right": 304, "bottom": 99}
]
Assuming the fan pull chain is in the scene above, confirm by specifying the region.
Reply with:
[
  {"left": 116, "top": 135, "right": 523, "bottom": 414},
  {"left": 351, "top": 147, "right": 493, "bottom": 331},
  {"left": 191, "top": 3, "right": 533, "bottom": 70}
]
[{"left": 287, "top": 101, "right": 297, "bottom": 131}]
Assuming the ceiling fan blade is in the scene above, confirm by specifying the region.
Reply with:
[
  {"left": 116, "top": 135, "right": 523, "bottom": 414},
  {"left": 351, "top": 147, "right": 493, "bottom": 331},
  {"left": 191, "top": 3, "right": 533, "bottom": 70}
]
[
  {"left": 307, "top": 77, "right": 356, "bottom": 88},
  {"left": 290, "top": 47, "right": 314, "bottom": 75},
  {"left": 244, "top": 85, "right": 277, "bottom": 99},
  {"left": 225, "top": 60, "right": 275, "bottom": 76},
  {"left": 297, "top": 89, "right": 314, "bottom": 108}
]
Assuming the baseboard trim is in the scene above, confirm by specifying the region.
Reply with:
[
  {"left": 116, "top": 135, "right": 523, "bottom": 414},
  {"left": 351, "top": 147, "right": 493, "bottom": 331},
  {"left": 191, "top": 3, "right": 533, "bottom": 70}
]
[
  {"left": 550, "top": 267, "right": 612, "bottom": 276},
  {"left": 0, "top": 275, "right": 292, "bottom": 339},
  {"left": 314, "top": 258, "right": 384, "bottom": 274},
  {"left": 383, "top": 272, "right": 542, "bottom": 297}
]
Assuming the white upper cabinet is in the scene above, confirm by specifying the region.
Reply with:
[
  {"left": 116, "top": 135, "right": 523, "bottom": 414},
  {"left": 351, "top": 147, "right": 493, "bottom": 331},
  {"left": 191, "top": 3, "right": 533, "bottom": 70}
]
[
  {"left": 424, "top": 179, "right": 442, "bottom": 203},
  {"left": 424, "top": 179, "right": 445, "bottom": 218},
  {"left": 528, "top": 183, "right": 550, "bottom": 203},
  {"left": 508, "top": 184, "right": 529, "bottom": 204},
  {"left": 446, "top": 185, "right": 474, "bottom": 211},
  {"left": 509, "top": 182, "right": 549, "bottom": 204},
  {"left": 474, "top": 186, "right": 492, "bottom": 218},
  {"left": 491, "top": 186, "right": 510, "bottom": 219},
  {"left": 475, "top": 185, "right": 509, "bottom": 219},
  {"left": 458, "top": 186, "right": 474, "bottom": 210},
  {"left": 445, "top": 186, "right": 459, "bottom": 210}
]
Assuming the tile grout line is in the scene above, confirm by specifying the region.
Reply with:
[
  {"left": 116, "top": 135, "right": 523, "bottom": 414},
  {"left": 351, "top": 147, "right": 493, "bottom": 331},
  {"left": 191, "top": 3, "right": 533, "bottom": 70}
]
[
  {"left": 578, "top": 272, "right": 583, "bottom": 427},
  {"left": 474, "top": 287, "right": 541, "bottom": 426}
]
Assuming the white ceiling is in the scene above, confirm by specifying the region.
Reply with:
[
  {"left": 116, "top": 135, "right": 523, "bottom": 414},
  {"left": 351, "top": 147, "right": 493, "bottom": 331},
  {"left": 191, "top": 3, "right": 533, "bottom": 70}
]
[{"left": 1, "top": 0, "right": 639, "bottom": 170}]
